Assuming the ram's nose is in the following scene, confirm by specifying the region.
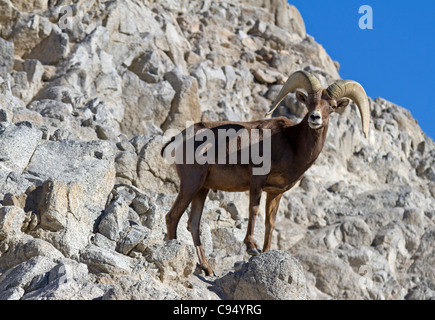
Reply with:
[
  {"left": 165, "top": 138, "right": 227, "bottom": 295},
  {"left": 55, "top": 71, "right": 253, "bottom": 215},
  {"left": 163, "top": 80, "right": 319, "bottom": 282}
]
[{"left": 309, "top": 110, "right": 321, "bottom": 122}]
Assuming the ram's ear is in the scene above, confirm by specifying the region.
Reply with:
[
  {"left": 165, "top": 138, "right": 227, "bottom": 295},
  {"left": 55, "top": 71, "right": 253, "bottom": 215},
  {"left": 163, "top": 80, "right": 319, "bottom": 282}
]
[
  {"left": 296, "top": 90, "right": 308, "bottom": 105},
  {"left": 336, "top": 98, "right": 350, "bottom": 110}
]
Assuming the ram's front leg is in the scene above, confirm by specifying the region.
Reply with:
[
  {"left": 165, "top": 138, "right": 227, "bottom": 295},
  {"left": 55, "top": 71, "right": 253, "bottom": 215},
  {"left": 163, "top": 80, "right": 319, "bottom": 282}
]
[
  {"left": 243, "top": 177, "right": 266, "bottom": 256},
  {"left": 263, "top": 192, "right": 283, "bottom": 252}
]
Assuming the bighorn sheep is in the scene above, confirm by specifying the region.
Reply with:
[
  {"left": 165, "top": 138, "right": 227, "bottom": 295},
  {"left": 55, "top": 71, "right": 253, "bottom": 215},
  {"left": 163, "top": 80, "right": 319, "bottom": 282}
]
[{"left": 161, "top": 71, "right": 370, "bottom": 276}]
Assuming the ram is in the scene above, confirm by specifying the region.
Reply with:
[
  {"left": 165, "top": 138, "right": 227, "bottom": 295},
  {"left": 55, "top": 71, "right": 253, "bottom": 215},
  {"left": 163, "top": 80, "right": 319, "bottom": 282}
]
[{"left": 161, "top": 71, "right": 370, "bottom": 276}]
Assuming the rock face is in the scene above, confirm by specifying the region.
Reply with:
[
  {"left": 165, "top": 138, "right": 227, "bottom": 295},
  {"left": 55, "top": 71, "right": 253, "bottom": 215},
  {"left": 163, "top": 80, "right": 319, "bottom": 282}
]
[{"left": 0, "top": 0, "right": 434, "bottom": 300}]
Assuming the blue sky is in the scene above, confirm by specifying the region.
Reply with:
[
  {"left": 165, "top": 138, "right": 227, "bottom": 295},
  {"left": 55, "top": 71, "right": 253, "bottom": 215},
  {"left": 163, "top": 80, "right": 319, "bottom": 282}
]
[{"left": 289, "top": 1, "right": 435, "bottom": 140}]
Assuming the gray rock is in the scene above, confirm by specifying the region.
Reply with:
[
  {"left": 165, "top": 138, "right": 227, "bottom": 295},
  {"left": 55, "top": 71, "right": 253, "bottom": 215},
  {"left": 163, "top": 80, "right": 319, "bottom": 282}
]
[
  {"left": 242, "top": 0, "right": 306, "bottom": 38},
  {"left": 162, "top": 67, "right": 202, "bottom": 131},
  {"left": 0, "top": 205, "right": 26, "bottom": 241},
  {"left": 128, "top": 50, "right": 174, "bottom": 83},
  {"left": 34, "top": 86, "right": 84, "bottom": 107},
  {"left": 120, "top": 71, "right": 175, "bottom": 137},
  {"left": 115, "top": 150, "right": 137, "bottom": 182},
  {"left": 100, "top": 272, "right": 180, "bottom": 300},
  {"left": 146, "top": 240, "right": 197, "bottom": 283},
  {"left": 340, "top": 217, "right": 373, "bottom": 247},
  {"left": 118, "top": 223, "right": 151, "bottom": 255},
  {"left": 19, "top": 140, "right": 116, "bottom": 257},
  {"left": 0, "top": 254, "right": 103, "bottom": 300},
  {"left": 405, "top": 281, "right": 435, "bottom": 300},
  {"left": 79, "top": 245, "right": 133, "bottom": 274},
  {"left": 0, "top": 235, "right": 64, "bottom": 271},
  {"left": 26, "top": 29, "right": 69, "bottom": 65},
  {"left": 0, "top": 122, "right": 42, "bottom": 173},
  {"left": 22, "top": 59, "right": 44, "bottom": 86},
  {"left": 373, "top": 221, "right": 408, "bottom": 259},
  {"left": 23, "top": 139, "right": 115, "bottom": 208},
  {"left": 219, "top": 251, "right": 307, "bottom": 300},
  {"left": 28, "top": 99, "right": 73, "bottom": 122},
  {"left": 409, "top": 227, "right": 435, "bottom": 282},
  {"left": 135, "top": 135, "right": 178, "bottom": 194},
  {"left": 0, "top": 256, "right": 57, "bottom": 299},
  {"left": 297, "top": 251, "right": 368, "bottom": 299},
  {"left": 0, "top": 38, "right": 14, "bottom": 77},
  {"left": 98, "top": 197, "right": 130, "bottom": 242},
  {"left": 21, "top": 259, "right": 104, "bottom": 300}
]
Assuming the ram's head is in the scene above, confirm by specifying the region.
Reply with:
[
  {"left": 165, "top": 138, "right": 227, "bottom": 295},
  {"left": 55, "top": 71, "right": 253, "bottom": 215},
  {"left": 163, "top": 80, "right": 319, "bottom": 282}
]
[{"left": 266, "top": 71, "right": 370, "bottom": 137}]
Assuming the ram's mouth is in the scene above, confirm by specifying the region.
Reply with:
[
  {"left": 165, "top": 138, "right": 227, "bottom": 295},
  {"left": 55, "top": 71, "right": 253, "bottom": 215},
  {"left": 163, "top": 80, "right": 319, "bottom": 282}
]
[{"left": 308, "top": 119, "right": 322, "bottom": 129}]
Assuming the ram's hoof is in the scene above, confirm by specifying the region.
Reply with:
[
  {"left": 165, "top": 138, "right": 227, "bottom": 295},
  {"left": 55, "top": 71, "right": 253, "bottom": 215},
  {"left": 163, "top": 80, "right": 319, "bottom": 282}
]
[
  {"left": 247, "top": 248, "right": 261, "bottom": 256},
  {"left": 201, "top": 263, "right": 214, "bottom": 276}
]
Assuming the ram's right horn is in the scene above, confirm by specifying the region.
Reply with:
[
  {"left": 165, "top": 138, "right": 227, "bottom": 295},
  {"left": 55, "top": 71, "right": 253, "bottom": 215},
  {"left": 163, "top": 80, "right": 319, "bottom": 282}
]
[{"left": 266, "top": 71, "right": 322, "bottom": 118}]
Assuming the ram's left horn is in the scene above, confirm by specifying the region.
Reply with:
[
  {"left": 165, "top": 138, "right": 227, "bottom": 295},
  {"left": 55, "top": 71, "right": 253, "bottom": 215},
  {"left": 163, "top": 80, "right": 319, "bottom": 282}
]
[{"left": 327, "top": 80, "right": 370, "bottom": 137}]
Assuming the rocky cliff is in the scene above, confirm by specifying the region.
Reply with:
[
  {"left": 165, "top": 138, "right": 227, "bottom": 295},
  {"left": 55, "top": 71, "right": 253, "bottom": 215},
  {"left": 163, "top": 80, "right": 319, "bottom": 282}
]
[{"left": 0, "top": 0, "right": 434, "bottom": 300}]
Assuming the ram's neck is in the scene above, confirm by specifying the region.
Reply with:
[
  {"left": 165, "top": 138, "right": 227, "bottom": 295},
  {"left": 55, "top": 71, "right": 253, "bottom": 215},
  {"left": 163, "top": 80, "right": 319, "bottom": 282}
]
[{"left": 288, "top": 116, "right": 329, "bottom": 170}]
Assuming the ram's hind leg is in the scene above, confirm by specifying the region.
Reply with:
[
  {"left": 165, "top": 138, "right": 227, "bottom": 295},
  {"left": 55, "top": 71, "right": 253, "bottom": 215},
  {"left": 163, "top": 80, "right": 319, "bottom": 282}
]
[
  {"left": 187, "top": 187, "right": 213, "bottom": 276},
  {"left": 165, "top": 190, "right": 195, "bottom": 240},
  {"left": 165, "top": 166, "right": 208, "bottom": 240}
]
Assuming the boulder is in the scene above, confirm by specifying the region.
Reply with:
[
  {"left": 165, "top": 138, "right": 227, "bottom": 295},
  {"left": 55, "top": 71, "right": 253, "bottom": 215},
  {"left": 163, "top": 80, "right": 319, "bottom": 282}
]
[
  {"left": 146, "top": 240, "right": 197, "bottom": 283},
  {"left": 218, "top": 251, "right": 307, "bottom": 300},
  {"left": 128, "top": 49, "right": 174, "bottom": 84},
  {"left": 79, "top": 245, "right": 133, "bottom": 274}
]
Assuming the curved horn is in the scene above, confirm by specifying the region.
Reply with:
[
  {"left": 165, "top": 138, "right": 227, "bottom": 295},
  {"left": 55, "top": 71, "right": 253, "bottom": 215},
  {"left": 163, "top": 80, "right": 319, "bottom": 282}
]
[
  {"left": 265, "top": 71, "right": 322, "bottom": 117},
  {"left": 327, "top": 80, "right": 370, "bottom": 137}
]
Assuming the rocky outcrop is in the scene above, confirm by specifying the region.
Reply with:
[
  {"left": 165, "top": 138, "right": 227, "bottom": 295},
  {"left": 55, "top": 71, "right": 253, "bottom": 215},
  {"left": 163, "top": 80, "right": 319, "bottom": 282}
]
[
  {"left": 0, "top": 0, "right": 434, "bottom": 300},
  {"left": 217, "top": 250, "right": 307, "bottom": 300}
]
